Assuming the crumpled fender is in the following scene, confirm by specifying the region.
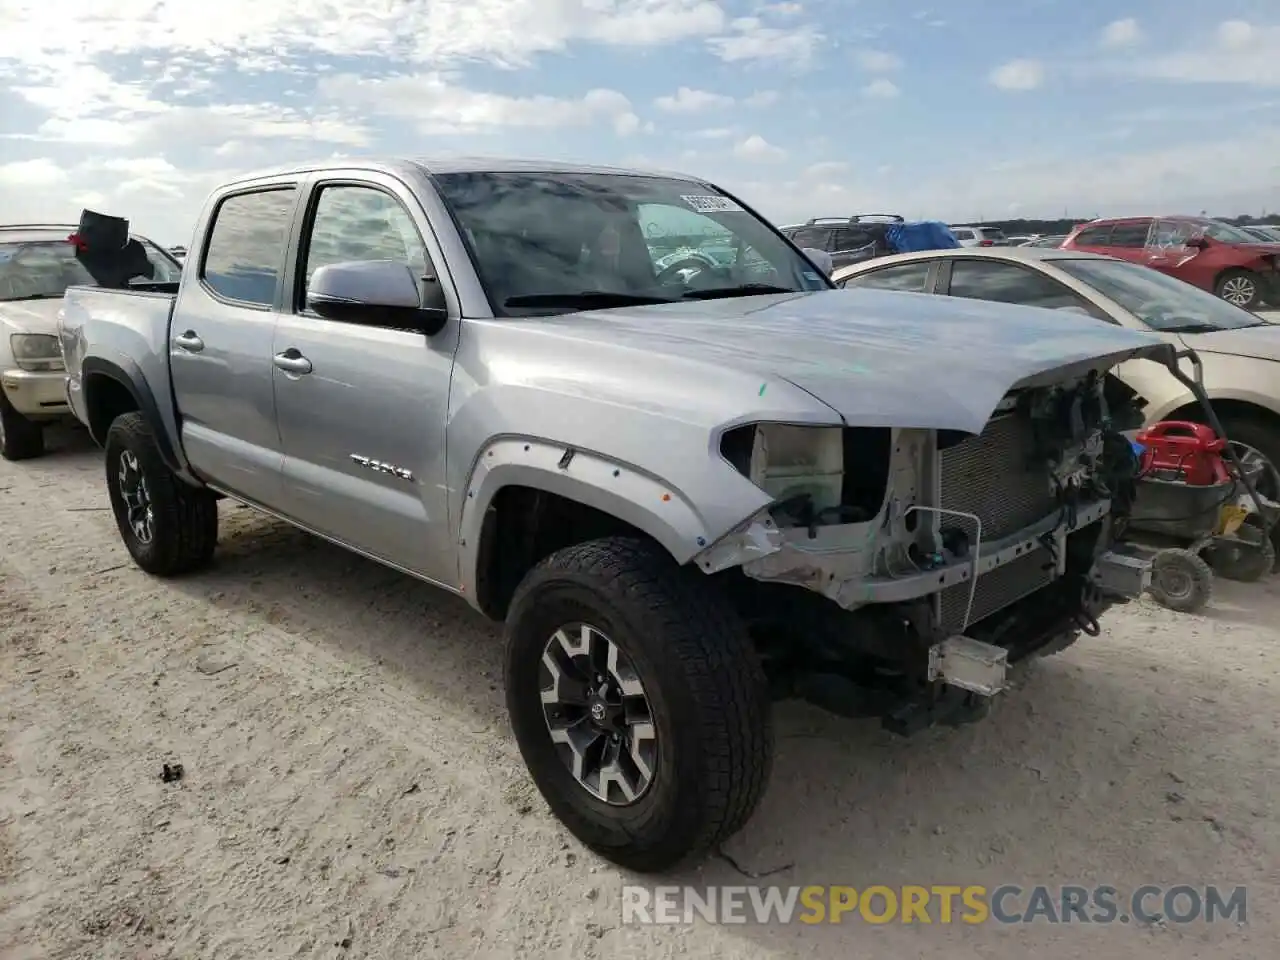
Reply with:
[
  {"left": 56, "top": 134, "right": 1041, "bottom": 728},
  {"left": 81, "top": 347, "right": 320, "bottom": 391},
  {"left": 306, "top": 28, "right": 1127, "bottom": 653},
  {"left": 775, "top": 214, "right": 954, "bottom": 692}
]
[{"left": 455, "top": 436, "right": 774, "bottom": 594}]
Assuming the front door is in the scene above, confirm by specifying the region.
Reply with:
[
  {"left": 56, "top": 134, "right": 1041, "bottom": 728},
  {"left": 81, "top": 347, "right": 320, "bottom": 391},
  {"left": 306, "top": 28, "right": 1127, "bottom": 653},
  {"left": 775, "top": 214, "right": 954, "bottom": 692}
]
[
  {"left": 1143, "top": 218, "right": 1199, "bottom": 279},
  {"left": 271, "top": 176, "right": 459, "bottom": 586},
  {"left": 169, "top": 183, "right": 300, "bottom": 505}
]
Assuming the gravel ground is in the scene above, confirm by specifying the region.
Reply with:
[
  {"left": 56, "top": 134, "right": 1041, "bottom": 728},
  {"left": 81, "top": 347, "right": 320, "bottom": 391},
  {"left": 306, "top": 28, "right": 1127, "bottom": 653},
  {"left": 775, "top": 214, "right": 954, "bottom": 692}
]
[{"left": 1, "top": 426, "right": 1277, "bottom": 960}]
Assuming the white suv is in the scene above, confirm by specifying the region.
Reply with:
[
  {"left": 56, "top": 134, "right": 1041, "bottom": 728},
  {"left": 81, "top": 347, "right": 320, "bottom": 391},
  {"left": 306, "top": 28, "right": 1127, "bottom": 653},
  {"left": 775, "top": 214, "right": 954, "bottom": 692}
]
[{"left": 949, "top": 225, "right": 1008, "bottom": 247}]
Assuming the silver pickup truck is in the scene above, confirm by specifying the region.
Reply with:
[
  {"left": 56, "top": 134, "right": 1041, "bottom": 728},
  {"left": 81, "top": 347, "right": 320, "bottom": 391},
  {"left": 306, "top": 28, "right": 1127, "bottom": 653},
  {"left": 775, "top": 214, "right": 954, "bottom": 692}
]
[{"left": 59, "top": 157, "right": 1173, "bottom": 871}]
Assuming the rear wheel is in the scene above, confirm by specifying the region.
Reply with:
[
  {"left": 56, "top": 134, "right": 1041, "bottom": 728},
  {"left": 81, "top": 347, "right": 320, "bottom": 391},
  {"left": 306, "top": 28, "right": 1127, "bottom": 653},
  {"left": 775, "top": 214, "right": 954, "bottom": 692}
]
[
  {"left": 1215, "top": 269, "right": 1263, "bottom": 310},
  {"left": 0, "top": 393, "right": 45, "bottom": 461},
  {"left": 104, "top": 412, "right": 218, "bottom": 576},
  {"left": 504, "top": 536, "right": 772, "bottom": 872}
]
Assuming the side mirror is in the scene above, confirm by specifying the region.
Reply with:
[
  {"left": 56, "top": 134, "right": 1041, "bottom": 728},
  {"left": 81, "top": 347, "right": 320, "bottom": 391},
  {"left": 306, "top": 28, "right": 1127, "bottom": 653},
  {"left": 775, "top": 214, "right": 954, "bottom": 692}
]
[
  {"left": 802, "top": 247, "right": 833, "bottom": 276},
  {"left": 1184, "top": 235, "right": 1209, "bottom": 250},
  {"left": 307, "top": 260, "right": 448, "bottom": 335}
]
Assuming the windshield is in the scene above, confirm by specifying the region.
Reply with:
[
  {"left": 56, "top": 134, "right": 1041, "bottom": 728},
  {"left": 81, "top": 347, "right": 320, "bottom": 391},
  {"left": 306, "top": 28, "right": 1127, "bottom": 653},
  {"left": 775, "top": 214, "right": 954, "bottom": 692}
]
[
  {"left": 1055, "top": 257, "right": 1270, "bottom": 332},
  {"left": 431, "top": 171, "right": 831, "bottom": 315},
  {"left": 1199, "top": 220, "right": 1264, "bottom": 244},
  {"left": 0, "top": 238, "right": 181, "bottom": 301}
]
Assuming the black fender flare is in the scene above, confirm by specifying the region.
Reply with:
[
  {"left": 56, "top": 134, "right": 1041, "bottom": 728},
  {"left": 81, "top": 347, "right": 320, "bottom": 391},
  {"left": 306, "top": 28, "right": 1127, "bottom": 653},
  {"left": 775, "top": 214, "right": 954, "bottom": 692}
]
[{"left": 81, "top": 355, "right": 195, "bottom": 482}]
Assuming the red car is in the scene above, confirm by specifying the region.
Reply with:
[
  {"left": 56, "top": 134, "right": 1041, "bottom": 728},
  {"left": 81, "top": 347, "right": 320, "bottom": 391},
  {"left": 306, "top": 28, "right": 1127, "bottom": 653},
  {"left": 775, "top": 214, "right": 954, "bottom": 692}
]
[{"left": 1062, "top": 215, "right": 1280, "bottom": 310}]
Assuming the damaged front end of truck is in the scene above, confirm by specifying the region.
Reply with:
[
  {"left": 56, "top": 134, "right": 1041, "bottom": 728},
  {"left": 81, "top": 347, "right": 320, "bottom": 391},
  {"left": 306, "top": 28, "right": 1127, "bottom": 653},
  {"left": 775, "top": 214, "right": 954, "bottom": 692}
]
[{"left": 693, "top": 343, "right": 1205, "bottom": 734}]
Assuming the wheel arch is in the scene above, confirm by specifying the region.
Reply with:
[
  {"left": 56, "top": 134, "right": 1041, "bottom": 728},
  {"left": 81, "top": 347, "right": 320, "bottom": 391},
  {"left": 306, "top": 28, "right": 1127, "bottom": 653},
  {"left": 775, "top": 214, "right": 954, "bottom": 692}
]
[
  {"left": 81, "top": 355, "right": 194, "bottom": 481},
  {"left": 1164, "top": 395, "right": 1280, "bottom": 436},
  {"left": 458, "top": 439, "right": 727, "bottom": 620}
]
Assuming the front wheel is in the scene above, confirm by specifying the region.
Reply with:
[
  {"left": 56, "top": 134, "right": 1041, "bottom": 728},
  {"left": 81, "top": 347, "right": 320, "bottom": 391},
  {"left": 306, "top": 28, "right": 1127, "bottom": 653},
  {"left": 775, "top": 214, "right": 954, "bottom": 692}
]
[
  {"left": 504, "top": 536, "right": 773, "bottom": 872},
  {"left": 1215, "top": 269, "right": 1263, "bottom": 310},
  {"left": 0, "top": 393, "right": 45, "bottom": 461},
  {"left": 104, "top": 412, "right": 219, "bottom": 576}
]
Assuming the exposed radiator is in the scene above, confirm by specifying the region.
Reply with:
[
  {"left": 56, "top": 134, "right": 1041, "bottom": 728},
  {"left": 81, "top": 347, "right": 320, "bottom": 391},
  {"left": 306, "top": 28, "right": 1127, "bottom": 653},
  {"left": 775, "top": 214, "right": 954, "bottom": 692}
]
[
  {"left": 940, "top": 413, "right": 1056, "bottom": 541},
  {"left": 937, "top": 413, "right": 1059, "bottom": 634},
  {"left": 939, "top": 547, "right": 1056, "bottom": 633}
]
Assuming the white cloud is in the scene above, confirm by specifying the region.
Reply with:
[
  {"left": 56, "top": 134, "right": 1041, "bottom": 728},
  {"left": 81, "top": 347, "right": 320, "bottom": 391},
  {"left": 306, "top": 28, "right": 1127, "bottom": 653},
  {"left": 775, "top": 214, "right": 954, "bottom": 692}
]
[
  {"left": 1100, "top": 18, "right": 1141, "bottom": 48},
  {"left": 0, "top": 158, "right": 66, "bottom": 187},
  {"left": 0, "top": 0, "right": 729, "bottom": 76},
  {"left": 733, "top": 134, "right": 787, "bottom": 162},
  {"left": 857, "top": 49, "right": 902, "bottom": 72},
  {"left": 691, "top": 127, "right": 737, "bottom": 139},
  {"left": 803, "top": 160, "right": 850, "bottom": 179},
  {"left": 320, "top": 72, "right": 641, "bottom": 136},
  {"left": 654, "top": 86, "right": 734, "bottom": 113},
  {"left": 1125, "top": 20, "right": 1280, "bottom": 86},
  {"left": 708, "top": 16, "right": 822, "bottom": 64},
  {"left": 862, "top": 78, "right": 901, "bottom": 99},
  {"left": 989, "top": 59, "right": 1045, "bottom": 91},
  {"left": 763, "top": 1, "right": 803, "bottom": 15},
  {"left": 744, "top": 90, "right": 781, "bottom": 107}
]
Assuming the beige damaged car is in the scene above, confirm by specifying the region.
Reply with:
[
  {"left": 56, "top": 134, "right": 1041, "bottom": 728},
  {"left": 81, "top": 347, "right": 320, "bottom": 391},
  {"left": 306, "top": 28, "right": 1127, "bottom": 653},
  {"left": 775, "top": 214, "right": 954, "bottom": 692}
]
[{"left": 833, "top": 247, "right": 1280, "bottom": 495}]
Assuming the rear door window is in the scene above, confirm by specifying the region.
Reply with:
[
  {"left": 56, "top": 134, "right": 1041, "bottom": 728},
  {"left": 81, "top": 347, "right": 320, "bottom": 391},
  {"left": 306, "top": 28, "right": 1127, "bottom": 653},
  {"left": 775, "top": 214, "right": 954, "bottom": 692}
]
[
  {"left": 787, "top": 227, "right": 832, "bottom": 250},
  {"left": 1072, "top": 225, "right": 1113, "bottom": 247},
  {"left": 1107, "top": 221, "right": 1153, "bottom": 248},
  {"left": 945, "top": 258, "right": 1109, "bottom": 318},
  {"left": 839, "top": 260, "right": 932, "bottom": 292},
  {"left": 201, "top": 187, "right": 297, "bottom": 307}
]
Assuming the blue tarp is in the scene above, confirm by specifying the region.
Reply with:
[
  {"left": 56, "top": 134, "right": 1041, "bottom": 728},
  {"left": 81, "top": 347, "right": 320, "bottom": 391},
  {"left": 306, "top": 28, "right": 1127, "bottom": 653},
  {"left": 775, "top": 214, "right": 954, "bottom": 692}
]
[{"left": 886, "top": 221, "right": 961, "bottom": 253}]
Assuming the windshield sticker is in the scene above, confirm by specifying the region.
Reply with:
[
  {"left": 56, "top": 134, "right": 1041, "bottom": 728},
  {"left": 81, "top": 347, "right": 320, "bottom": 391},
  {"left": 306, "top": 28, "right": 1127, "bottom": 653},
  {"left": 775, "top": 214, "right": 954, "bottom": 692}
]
[
  {"left": 680, "top": 194, "right": 743, "bottom": 214},
  {"left": 802, "top": 271, "right": 821, "bottom": 283}
]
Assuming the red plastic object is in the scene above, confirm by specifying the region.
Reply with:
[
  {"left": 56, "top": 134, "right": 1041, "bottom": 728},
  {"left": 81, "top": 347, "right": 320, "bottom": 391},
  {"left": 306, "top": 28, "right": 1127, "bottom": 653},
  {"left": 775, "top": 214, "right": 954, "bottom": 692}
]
[{"left": 1135, "top": 421, "right": 1230, "bottom": 485}]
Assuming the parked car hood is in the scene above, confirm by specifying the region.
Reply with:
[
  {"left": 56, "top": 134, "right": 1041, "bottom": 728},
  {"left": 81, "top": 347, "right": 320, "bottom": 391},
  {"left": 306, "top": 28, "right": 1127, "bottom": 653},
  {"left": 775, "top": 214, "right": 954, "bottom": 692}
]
[
  {"left": 522, "top": 289, "right": 1172, "bottom": 435},
  {"left": 1180, "top": 321, "right": 1280, "bottom": 362},
  {"left": 0, "top": 297, "right": 62, "bottom": 335}
]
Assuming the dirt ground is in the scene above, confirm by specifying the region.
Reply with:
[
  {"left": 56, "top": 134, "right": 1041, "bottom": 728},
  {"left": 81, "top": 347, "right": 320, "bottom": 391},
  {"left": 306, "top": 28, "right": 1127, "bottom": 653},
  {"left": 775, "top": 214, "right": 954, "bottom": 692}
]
[{"left": 1, "top": 426, "right": 1276, "bottom": 960}]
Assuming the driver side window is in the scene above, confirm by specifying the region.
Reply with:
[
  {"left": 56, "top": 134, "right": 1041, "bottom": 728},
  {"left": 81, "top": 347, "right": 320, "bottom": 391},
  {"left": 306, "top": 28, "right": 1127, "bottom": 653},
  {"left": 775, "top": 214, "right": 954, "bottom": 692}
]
[{"left": 301, "top": 184, "right": 430, "bottom": 307}]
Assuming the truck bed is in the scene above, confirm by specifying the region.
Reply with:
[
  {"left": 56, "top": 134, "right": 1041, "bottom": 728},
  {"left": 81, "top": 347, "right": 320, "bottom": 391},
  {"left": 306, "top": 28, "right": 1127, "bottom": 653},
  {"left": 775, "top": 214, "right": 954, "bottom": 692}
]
[{"left": 58, "top": 284, "right": 180, "bottom": 446}]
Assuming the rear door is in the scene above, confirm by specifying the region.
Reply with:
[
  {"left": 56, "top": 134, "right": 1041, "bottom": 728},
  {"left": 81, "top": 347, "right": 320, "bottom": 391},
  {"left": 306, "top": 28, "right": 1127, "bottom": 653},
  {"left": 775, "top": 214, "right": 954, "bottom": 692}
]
[
  {"left": 171, "top": 183, "right": 300, "bottom": 505},
  {"left": 1097, "top": 219, "right": 1153, "bottom": 264},
  {"left": 270, "top": 173, "right": 460, "bottom": 585}
]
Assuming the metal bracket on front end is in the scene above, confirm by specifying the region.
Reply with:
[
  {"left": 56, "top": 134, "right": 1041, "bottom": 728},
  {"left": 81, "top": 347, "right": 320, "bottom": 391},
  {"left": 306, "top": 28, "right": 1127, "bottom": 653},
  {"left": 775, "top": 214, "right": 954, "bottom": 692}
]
[
  {"left": 1089, "top": 548, "right": 1151, "bottom": 598},
  {"left": 927, "top": 636, "right": 1010, "bottom": 697}
]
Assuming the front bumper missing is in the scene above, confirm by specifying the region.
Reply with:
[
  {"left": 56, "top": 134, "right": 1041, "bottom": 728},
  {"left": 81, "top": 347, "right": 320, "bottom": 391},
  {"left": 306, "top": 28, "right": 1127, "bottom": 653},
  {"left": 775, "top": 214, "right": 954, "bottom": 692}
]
[
  {"left": 715, "top": 498, "right": 1115, "bottom": 612},
  {"left": 922, "top": 545, "right": 1150, "bottom": 705}
]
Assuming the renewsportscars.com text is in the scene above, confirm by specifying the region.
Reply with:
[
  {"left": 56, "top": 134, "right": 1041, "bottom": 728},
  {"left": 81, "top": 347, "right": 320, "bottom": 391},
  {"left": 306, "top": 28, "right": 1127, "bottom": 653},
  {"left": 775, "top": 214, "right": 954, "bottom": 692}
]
[{"left": 622, "top": 884, "right": 1247, "bottom": 926}]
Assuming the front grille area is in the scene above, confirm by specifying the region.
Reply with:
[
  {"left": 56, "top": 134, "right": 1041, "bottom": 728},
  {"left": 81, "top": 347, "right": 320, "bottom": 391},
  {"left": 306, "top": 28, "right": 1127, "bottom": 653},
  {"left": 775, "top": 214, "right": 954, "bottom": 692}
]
[
  {"left": 937, "top": 413, "right": 1060, "bottom": 634},
  {"left": 939, "top": 413, "right": 1056, "bottom": 541},
  {"left": 939, "top": 547, "right": 1056, "bottom": 633}
]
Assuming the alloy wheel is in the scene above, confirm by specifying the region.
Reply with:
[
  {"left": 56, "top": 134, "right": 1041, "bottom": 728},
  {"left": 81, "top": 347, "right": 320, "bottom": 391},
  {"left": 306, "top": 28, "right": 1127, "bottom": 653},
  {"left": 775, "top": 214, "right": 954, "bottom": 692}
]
[
  {"left": 539, "top": 622, "right": 657, "bottom": 805},
  {"left": 1221, "top": 275, "right": 1257, "bottom": 306},
  {"left": 117, "top": 450, "right": 155, "bottom": 545}
]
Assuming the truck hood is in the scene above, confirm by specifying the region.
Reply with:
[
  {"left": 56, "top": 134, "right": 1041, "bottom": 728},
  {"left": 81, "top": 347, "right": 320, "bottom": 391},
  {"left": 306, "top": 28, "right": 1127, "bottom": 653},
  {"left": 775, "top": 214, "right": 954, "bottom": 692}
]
[
  {"left": 0, "top": 297, "right": 62, "bottom": 335},
  {"left": 1180, "top": 321, "right": 1280, "bottom": 362},
  {"left": 525, "top": 289, "right": 1173, "bottom": 435}
]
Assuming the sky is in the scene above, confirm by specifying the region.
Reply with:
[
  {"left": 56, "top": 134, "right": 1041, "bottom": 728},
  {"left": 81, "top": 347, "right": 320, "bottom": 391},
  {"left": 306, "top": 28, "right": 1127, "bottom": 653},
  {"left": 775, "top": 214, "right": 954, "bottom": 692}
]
[{"left": 0, "top": 0, "right": 1278, "bottom": 247}]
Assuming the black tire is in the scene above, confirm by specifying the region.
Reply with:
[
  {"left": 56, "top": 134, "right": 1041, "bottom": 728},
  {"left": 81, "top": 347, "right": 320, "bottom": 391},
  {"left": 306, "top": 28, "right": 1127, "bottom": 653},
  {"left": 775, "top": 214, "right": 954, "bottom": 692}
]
[
  {"left": 1217, "top": 416, "right": 1280, "bottom": 501},
  {"left": 1214, "top": 269, "right": 1264, "bottom": 310},
  {"left": 504, "top": 536, "right": 772, "bottom": 873},
  {"left": 1148, "top": 548, "right": 1213, "bottom": 613},
  {"left": 1205, "top": 515, "right": 1275, "bottom": 583},
  {"left": 104, "top": 412, "right": 218, "bottom": 576},
  {"left": 0, "top": 393, "right": 45, "bottom": 461}
]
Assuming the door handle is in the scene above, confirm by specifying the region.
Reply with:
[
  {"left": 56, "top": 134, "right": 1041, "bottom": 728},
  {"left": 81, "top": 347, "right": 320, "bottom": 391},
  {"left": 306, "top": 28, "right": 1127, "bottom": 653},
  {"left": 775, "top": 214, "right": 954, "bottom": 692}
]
[
  {"left": 272, "top": 349, "right": 313, "bottom": 376},
  {"left": 174, "top": 331, "right": 204, "bottom": 352}
]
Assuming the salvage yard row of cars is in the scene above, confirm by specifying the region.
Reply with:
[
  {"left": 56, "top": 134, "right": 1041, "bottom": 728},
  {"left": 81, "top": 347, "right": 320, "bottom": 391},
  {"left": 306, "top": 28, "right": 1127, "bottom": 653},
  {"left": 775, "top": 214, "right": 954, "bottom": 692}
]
[{"left": 1, "top": 158, "right": 1277, "bottom": 873}]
